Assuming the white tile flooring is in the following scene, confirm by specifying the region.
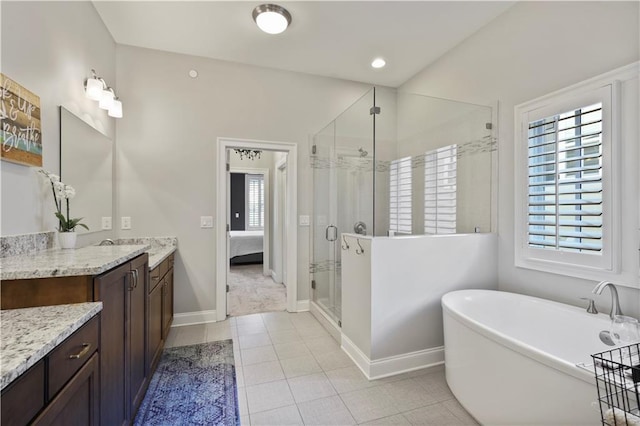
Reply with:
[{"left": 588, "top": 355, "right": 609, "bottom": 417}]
[{"left": 164, "top": 311, "right": 478, "bottom": 425}]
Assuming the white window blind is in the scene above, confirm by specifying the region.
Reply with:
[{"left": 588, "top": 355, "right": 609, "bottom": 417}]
[
  {"left": 527, "top": 103, "right": 603, "bottom": 253},
  {"left": 424, "top": 145, "right": 457, "bottom": 234},
  {"left": 389, "top": 156, "right": 412, "bottom": 234},
  {"left": 246, "top": 174, "right": 264, "bottom": 229}
]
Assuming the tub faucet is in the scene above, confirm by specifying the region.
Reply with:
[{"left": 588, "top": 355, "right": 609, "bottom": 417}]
[{"left": 592, "top": 281, "right": 623, "bottom": 320}]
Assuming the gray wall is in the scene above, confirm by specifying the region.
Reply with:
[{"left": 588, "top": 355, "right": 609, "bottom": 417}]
[
  {"left": 0, "top": 1, "right": 116, "bottom": 247},
  {"left": 400, "top": 1, "right": 640, "bottom": 316},
  {"left": 115, "top": 45, "right": 371, "bottom": 316}
]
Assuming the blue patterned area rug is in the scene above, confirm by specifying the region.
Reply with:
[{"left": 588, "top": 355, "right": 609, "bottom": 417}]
[{"left": 134, "top": 340, "right": 239, "bottom": 426}]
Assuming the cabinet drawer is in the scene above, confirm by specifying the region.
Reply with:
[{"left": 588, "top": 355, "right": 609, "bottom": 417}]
[
  {"left": 1, "top": 360, "right": 45, "bottom": 426},
  {"left": 48, "top": 315, "right": 99, "bottom": 398},
  {"left": 149, "top": 265, "right": 162, "bottom": 292}
]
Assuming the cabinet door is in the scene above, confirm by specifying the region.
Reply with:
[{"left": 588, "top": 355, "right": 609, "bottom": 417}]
[
  {"left": 162, "top": 268, "right": 174, "bottom": 339},
  {"left": 147, "top": 280, "right": 163, "bottom": 375},
  {"left": 129, "top": 255, "right": 148, "bottom": 416},
  {"left": 32, "top": 353, "right": 100, "bottom": 426},
  {"left": 94, "top": 262, "right": 130, "bottom": 426}
]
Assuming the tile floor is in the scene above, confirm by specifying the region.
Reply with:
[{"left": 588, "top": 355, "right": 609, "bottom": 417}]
[{"left": 165, "top": 311, "right": 478, "bottom": 425}]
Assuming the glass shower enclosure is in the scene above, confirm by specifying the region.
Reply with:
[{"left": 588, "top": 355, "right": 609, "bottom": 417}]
[{"left": 310, "top": 87, "right": 495, "bottom": 326}]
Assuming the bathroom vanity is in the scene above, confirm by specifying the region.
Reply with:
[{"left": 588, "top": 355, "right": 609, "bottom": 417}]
[
  {"left": 0, "top": 240, "right": 176, "bottom": 425},
  {"left": 1, "top": 303, "right": 102, "bottom": 425}
]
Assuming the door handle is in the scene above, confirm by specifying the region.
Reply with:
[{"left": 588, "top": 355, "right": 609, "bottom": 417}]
[
  {"left": 127, "top": 270, "right": 135, "bottom": 291},
  {"left": 325, "top": 225, "right": 338, "bottom": 242}
]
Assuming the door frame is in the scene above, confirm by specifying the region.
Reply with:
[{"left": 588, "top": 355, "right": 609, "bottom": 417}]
[
  {"left": 273, "top": 157, "right": 287, "bottom": 284},
  {"left": 216, "top": 137, "right": 298, "bottom": 320}
]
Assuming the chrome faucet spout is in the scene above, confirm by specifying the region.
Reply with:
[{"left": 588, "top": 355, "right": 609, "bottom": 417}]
[
  {"left": 99, "top": 239, "right": 115, "bottom": 246},
  {"left": 592, "top": 281, "right": 623, "bottom": 320}
]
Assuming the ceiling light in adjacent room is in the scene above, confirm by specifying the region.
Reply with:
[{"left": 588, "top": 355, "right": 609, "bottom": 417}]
[
  {"left": 371, "top": 58, "right": 386, "bottom": 69},
  {"left": 189, "top": 69, "right": 198, "bottom": 78},
  {"left": 252, "top": 4, "right": 292, "bottom": 35}
]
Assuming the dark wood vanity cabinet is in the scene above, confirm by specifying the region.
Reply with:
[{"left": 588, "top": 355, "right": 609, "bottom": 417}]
[
  {"left": 94, "top": 254, "right": 148, "bottom": 426},
  {"left": 1, "top": 315, "right": 100, "bottom": 426},
  {"left": 146, "top": 254, "right": 174, "bottom": 373}
]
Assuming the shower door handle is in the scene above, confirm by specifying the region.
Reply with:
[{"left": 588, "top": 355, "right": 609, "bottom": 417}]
[{"left": 325, "top": 225, "right": 338, "bottom": 242}]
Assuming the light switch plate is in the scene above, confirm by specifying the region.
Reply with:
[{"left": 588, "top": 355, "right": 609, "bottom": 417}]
[
  {"left": 299, "top": 215, "right": 310, "bottom": 226},
  {"left": 101, "top": 216, "right": 112, "bottom": 230},
  {"left": 121, "top": 216, "right": 131, "bottom": 230},
  {"left": 200, "top": 216, "right": 214, "bottom": 228}
]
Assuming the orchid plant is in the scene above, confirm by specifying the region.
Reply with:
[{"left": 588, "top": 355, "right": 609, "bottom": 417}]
[{"left": 39, "top": 170, "right": 89, "bottom": 232}]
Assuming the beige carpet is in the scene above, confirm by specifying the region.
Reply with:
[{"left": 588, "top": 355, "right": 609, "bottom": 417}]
[{"left": 227, "top": 264, "right": 286, "bottom": 317}]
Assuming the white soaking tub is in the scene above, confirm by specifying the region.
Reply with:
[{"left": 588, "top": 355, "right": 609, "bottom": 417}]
[{"left": 442, "top": 289, "right": 615, "bottom": 425}]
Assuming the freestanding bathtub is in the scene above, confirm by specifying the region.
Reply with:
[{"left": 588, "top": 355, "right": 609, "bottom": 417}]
[{"left": 442, "top": 289, "right": 615, "bottom": 425}]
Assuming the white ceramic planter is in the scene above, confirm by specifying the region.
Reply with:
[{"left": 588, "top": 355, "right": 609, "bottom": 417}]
[{"left": 58, "top": 231, "right": 77, "bottom": 249}]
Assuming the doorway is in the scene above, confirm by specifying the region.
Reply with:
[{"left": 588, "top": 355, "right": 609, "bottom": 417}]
[{"left": 216, "top": 138, "right": 298, "bottom": 321}]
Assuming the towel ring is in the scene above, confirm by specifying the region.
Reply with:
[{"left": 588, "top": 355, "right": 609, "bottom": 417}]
[
  {"left": 356, "top": 238, "right": 364, "bottom": 255},
  {"left": 341, "top": 235, "right": 350, "bottom": 251}
]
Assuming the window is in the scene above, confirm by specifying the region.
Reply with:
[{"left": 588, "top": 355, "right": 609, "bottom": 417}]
[
  {"left": 425, "top": 144, "right": 457, "bottom": 234},
  {"left": 389, "top": 156, "right": 412, "bottom": 234},
  {"left": 515, "top": 79, "right": 620, "bottom": 278},
  {"left": 246, "top": 174, "right": 264, "bottom": 229},
  {"left": 527, "top": 104, "right": 603, "bottom": 252}
]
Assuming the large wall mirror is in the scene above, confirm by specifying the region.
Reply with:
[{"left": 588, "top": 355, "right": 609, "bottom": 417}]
[{"left": 60, "top": 107, "right": 113, "bottom": 234}]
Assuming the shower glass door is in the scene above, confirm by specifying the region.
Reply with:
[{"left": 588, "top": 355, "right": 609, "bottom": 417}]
[{"left": 311, "top": 88, "right": 375, "bottom": 325}]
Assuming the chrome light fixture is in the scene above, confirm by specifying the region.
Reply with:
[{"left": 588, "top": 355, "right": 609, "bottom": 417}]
[
  {"left": 84, "top": 69, "right": 123, "bottom": 118},
  {"left": 252, "top": 4, "right": 292, "bottom": 35}
]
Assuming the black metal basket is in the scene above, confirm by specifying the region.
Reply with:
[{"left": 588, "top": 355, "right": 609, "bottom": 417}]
[{"left": 592, "top": 343, "right": 640, "bottom": 425}]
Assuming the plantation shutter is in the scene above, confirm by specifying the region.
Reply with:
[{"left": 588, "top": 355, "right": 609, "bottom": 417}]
[
  {"left": 389, "top": 156, "right": 412, "bottom": 234},
  {"left": 424, "top": 145, "right": 457, "bottom": 234},
  {"left": 527, "top": 103, "right": 603, "bottom": 253},
  {"left": 246, "top": 174, "right": 264, "bottom": 229}
]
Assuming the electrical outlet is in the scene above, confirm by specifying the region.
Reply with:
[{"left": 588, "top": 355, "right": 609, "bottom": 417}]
[
  {"left": 101, "top": 216, "right": 112, "bottom": 230},
  {"left": 121, "top": 216, "right": 131, "bottom": 230},
  {"left": 200, "top": 216, "right": 214, "bottom": 228}
]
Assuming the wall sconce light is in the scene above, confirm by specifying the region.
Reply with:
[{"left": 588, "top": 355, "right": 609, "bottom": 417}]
[
  {"left": 234, "top": 149, "right": 262, "bottom": 160},
  {"left": 84, "top": 69, "right": 123, "bottom": 118}
]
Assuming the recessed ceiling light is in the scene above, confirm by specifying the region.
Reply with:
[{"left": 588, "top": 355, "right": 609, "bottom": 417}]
[
  {"left": 371, "top": 58, "right": 386, "bottom": 69},
  {"left": 252, "top": 4, "right": 292, "bottom": 35},
  {"left": 188, "top": 69, "right": 198, "bottom": 78}
]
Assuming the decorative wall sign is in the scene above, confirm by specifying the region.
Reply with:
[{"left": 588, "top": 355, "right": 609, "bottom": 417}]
[{"left": 0, "top": 73, "right": 42, "bottom": 167}]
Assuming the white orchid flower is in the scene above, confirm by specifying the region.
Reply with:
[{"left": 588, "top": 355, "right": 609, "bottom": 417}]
[
  {"left": 63, "top": 185, "right": 76, "bottom": 200},
  {"left": 49, "top": 174, "right": 60, "bottom": 184},
  {"left": 53, "top": 181, "right": 66, "bottom": 198}
]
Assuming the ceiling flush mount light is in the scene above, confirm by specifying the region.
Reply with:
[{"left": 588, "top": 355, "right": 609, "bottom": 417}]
[
  {"left": 371, "top": 58, "right": 386, "bottom": 69},
  {"left": 84, "top": 69, "right": 123, "bottom": 119},
  {"left": 252, "top": 4, "right": 292, "bottom": 35}
]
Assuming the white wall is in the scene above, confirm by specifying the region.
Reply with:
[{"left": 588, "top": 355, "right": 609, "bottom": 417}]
[
  {"left": 400, "top": 1, "right": 640, "bottom": 316},
  {"left": 0, "top": 1, "right": 116, "bottom": 246},
  {"left": 115, "top": 45, "right": 372, "bottom": 317}
]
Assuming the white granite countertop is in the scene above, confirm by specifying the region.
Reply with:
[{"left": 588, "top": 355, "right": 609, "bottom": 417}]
[
  {"left": 0, "top": 245, "right": 150, "bottom": 281},
  {"left": 1, "top": 302, "right": 102, "bottom": 391},
  {"left": 115, "top": 237, "right": 177, "bottom": 270}
]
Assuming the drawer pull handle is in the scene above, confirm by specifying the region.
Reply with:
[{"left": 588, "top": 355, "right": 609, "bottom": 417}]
[{"left": 69, "top": 343, "right": 91, "bottom": 359}]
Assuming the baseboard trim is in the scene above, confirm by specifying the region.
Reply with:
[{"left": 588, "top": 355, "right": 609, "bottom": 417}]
[
  {"left": 341, "top": 335, "right": 444, "bottom": 380},
  {"left": 296, "top": 300, "right": 310, "bottom": 312},
  {"left": 270, "top": 269, "right": 279, "bottom": 282},
  {"left": 172, "top": 309, "right": 218, "bottom": 327}
]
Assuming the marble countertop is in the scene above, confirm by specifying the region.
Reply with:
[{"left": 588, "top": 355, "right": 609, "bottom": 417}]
[
  {"left": 148, "top": 246, "right": 176, "bottom": 270},
  {"left": 0, "top": 245, "right": 150, "bottom": 280},
  {"left": 113, "top": 237, "right": 177, "bottom": 270},
  {"left": 1, "top": 302, "right": 102, "bottom": 391}
]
